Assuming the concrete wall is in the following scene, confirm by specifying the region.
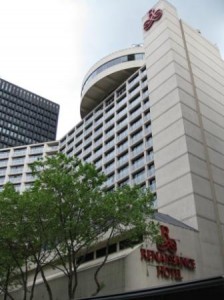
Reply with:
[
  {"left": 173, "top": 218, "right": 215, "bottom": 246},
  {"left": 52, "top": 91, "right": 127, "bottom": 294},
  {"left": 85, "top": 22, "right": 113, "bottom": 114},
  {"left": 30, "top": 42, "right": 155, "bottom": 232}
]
[
  {"left": 0, "top": 222, "right": 200, "bottom": 300},
  {"left": 182, "top": 19, "right": 224, "bottom": 276},
  {"left": 143, "top": 0, "right": 224, "bottom": 277},
  {"left": 124, "top": 222, "right": 201, "bottom": 291}
]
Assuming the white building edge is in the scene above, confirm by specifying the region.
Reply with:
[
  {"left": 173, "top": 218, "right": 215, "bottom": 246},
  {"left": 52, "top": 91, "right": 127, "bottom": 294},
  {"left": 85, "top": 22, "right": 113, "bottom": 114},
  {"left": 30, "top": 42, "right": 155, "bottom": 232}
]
[{"left": 0, "top": 0, "right": 224, "bottom": 298}]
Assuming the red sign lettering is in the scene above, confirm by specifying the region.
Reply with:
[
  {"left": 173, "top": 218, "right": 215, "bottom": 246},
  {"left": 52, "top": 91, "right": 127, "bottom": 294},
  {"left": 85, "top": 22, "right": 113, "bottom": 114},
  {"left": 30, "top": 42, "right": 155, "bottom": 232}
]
[
  {"left": 140, "top": 225, "right": 196, "bottom": 281},
  {"left": 157, "top": 266, "right": 182, "bottom": 281},
  {"left": 141, "top": 248, "right": 195, "bottom": 270}
]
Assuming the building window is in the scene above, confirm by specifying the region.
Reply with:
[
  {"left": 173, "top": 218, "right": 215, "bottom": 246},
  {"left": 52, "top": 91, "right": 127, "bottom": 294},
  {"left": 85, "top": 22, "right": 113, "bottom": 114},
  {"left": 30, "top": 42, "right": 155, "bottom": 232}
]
[
  {"left": 105, "top": 125, "right": 114, "bottom": 136},
  {"left": 132, "top": 155, "right": 144, "bottom": 168},
  {"left": 148, "top": 164, "right": 155, "bottom": 177},
  {"left": 10, "top": 166, "right": 24, "bottom": 173},
  {"left": 131, "top": 130, "right": 142, "bottom": 142},
  {"left": 9, "top": 175, "right": 22, "bottom": 183},
  {"left": 105, "top": 114, "right": 114, "bottom": 124},
  {"left": 116, "top": 85, "right": 126, "bottom": 97},
  {"left": 68, "top": 128, "right": 75, "bottom": 137},
  {"left": 94, "top": 158, "right": 102, "bottom": 169},
  {"left": 94, "top": 134, "right": 103, "bottom": 144},
  {"left": 118, "top": 165, "right": 128, "bottom": 175},
  {"left": 132, "top": 142, "right": 143, "bottom": 155},
  {"left": 104, "top": 161, "right": 115, "bottom": 174},
  {"left": 94, "top": 145, "right": 102, "bottom": 154},
  {"left": 0, "top": 151, "right": 9, "bottom": 159},
  {"left": 95, "top": 114, "right": 103, "bottom": 124},
  {"left": 149, "top": 179, "right": 156, "bottom": 192},
  {"left": 132, "top": 169, "right": 145, "bottom": 184},
  {"left": 0, "top": 168, "right": 6, "bottom": 175},
  {"left": 11, "top": 157, "right": 25, "bottom": 165},
  {"left": 13, "top": 148, "right": 26, "bottom": 156},
  {"left": 117, "top": 152, "right": 128, "bottom": 166},
  {"left": 106, "top": 174, "right": 114, "bottom": 186},
  {"left": 105, "top": 96, "right": 114, "bottom": 107},
  {"left": 105, "top": 138, "right": 114, "bottom": 150},
  {"left": 0, "top": 159, "right": 8, "bottom": 167},
  {"left": 130, "top": 117, "right": 142, "bottom": 130},
  {"left": 129, "top": 73, "right": 139, "bottom": 83},
  {"left": 105, "top": 149, "right": 114, "bottom": 159}
]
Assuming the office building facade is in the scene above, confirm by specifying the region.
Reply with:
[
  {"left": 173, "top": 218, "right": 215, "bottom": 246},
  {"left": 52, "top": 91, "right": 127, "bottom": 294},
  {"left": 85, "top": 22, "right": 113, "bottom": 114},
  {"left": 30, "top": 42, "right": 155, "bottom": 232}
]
[
  {"left": 0, "top": 78, "right": 59, "bottom": 148},
  {"left": 0, "top": 0, "right": 223, "bottom": 297}
]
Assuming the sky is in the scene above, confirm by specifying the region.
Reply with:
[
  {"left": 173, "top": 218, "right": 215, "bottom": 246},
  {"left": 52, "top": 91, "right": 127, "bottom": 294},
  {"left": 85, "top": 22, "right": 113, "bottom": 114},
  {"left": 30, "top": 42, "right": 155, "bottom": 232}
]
[{"left": 0, "top": 0, "right": 223, "bottom": 140}]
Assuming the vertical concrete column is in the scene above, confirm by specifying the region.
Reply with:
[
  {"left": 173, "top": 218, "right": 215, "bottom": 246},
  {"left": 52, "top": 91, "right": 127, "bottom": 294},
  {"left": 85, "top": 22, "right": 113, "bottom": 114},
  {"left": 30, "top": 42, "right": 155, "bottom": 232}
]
[{"left": 143, "top": 0, "right": 196, "bottom": 226}]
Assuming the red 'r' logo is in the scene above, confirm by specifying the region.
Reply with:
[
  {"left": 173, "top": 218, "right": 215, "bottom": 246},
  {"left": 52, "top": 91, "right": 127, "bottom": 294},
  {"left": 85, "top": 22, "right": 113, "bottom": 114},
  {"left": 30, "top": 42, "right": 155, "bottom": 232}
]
[
  {"left": 144, "top": 9, "right": 163, "bottom": 31},
  {"left": 157, "top": 225, "right": 177, "bottom": 254}
]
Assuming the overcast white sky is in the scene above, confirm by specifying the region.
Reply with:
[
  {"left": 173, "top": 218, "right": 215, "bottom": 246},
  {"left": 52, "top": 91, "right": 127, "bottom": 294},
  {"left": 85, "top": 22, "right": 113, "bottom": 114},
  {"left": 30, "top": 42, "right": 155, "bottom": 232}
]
[{"left": 0, "top": 0, "right": 223, "bottom": 140}]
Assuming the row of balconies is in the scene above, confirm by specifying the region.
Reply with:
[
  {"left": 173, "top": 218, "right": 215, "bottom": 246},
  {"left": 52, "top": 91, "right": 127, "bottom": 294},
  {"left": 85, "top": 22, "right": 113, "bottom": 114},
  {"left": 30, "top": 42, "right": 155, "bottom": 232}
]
[
  {"left": 60, "top": 82, "right": 149, "bottom": 149},
  {"left": 80, "top": 131, "right": 153, "bottom": 162},
  {"left": 0, "top": 143, "right": 58, "bottom": 160},
  {"left": 72, "top": 117, "right": 151, "bottom": 157}
]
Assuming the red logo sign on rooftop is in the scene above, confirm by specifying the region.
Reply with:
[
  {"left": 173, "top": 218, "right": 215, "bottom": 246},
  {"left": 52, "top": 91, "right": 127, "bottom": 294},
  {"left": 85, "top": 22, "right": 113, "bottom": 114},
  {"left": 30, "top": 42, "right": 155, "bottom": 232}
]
[{"left": 144, "top": 9, "right": 163, "bottom": 31}]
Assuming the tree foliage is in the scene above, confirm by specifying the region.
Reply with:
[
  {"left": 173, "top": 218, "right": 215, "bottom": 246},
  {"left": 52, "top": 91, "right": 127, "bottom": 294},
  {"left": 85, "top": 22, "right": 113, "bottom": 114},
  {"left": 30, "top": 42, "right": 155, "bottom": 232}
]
[
  {"left": 0, "top": 153, "right": 159, "bottom": 300},
  {"left": 0, "top": 182, "right": 57, "bottom": 300}
]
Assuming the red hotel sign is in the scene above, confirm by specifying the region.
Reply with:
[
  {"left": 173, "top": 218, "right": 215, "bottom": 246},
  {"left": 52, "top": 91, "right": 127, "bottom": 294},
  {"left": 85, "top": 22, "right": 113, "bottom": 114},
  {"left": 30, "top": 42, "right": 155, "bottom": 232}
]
[
  {"left": 144, "top": 9, "right": 163, "bottom": 31},
  {"left": 140, "top": 225, "right": 196, "bottom": 281}
]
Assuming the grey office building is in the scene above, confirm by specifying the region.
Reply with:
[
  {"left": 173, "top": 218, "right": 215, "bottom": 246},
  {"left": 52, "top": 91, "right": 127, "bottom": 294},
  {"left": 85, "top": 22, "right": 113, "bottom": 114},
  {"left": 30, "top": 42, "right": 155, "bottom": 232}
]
[{"left": 0, "top": 78, "right": 59, "bottom": 149}]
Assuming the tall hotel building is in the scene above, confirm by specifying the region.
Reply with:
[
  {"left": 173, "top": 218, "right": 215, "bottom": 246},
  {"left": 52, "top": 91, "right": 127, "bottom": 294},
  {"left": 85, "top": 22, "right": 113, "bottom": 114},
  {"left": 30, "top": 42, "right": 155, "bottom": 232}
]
[
  {"left": 0, "top": 0, "right": 224, "bottom": 296},
  {"left": 0, "top": 78, "right": 60, "bottom": 148}
]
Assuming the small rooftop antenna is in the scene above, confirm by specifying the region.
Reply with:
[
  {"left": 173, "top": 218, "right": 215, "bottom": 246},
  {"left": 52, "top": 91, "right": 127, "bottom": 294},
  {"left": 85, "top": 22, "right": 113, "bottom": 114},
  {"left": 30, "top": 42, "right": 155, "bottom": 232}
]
[{"left": 131, "top": 43, "right": 143, "bottom": 47}]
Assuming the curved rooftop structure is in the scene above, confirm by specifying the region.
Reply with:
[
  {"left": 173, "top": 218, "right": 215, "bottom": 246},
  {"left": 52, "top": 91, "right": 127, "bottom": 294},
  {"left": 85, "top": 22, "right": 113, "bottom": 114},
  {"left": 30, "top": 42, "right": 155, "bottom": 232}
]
[{"left": 80, "top": 46, "right": 145, "bottom": 118}]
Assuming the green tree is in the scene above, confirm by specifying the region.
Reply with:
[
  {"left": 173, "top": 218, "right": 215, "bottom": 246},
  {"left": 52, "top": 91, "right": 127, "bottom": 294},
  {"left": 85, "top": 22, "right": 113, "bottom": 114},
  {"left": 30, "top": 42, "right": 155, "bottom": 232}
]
[
  {"left": 30, "top": 153, "right": 159, "bottom": 299},
  {"left": 0, "top": 153, "right": 159, "bottom": 300},
  {"left": 30, "top": 154, "right": 110, "bottom": 300},
  {"left": 20, "top": 188, "right": 58, "bottom": 300},
  {"left": 0, "top": 183, "right": 33, "bottom": 300},
  {"left": 0, "top": 183, "right": 56, "bottom": 300}
]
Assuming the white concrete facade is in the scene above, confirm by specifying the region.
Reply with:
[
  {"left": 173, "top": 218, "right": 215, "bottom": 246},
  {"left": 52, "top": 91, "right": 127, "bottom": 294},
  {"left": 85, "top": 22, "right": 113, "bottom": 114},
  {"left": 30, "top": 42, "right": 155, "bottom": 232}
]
[
  {"left": 143, "top": 0, "right": 224, "bottom": 276},
  {"left": 0, "top": 141, "right": 59, "bottom": 193}
]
